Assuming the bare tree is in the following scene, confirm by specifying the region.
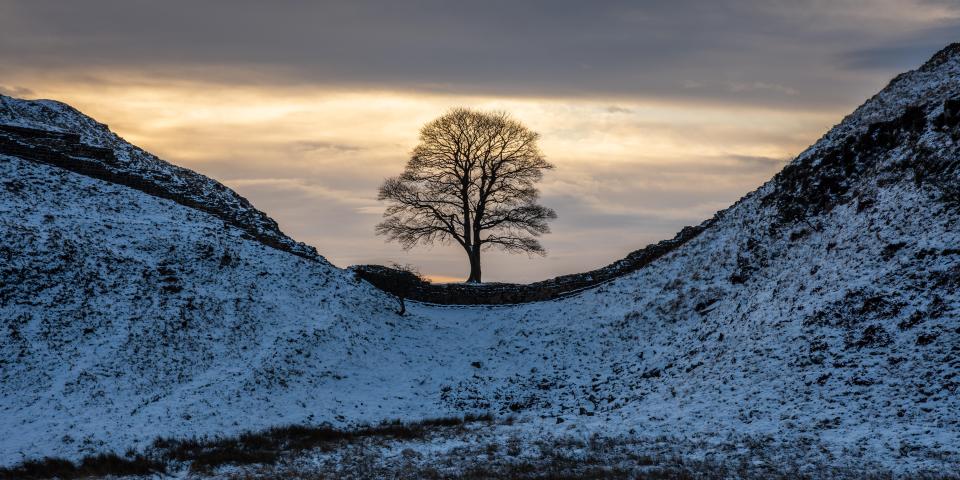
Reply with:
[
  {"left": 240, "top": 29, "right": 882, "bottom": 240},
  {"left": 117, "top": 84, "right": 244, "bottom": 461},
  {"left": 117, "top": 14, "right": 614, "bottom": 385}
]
[{"left": 376, "top": 108, "right": 557, "bottom": 283}]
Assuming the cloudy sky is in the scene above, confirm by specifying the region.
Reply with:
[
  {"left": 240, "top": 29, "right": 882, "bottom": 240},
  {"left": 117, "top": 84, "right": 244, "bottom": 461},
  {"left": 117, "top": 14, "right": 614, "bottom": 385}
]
[{"left": 1, "top": 1, "right": 958, "bottom": 282}]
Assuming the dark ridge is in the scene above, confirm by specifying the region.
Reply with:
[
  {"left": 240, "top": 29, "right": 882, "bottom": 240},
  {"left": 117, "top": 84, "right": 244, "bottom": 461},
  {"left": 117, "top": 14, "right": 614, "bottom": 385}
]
[
  {"left": 352, "top": 219, "right": 712, "bottom": 305},
  {"left": 0, "top": 124, "right": 319, "bottom": 262}
]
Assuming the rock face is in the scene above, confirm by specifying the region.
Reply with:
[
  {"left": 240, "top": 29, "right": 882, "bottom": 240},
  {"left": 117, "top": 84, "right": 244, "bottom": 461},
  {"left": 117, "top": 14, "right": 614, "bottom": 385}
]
[{"left": 0, "top": 45, "right": 959, "bottom": 474}]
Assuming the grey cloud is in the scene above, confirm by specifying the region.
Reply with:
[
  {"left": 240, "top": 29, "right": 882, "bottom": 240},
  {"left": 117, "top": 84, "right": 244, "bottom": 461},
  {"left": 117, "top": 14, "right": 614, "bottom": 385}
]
[
  {"left": 728, "top": 82, "right": 798, "bottom": 96},
  {"left": 0, "top": 85, "right": 35, "bottom": 97},
  {"left": 840, "top": 45, "right": 944, "bottom": 70},
  {"left": 727, "top": 154, "right": 791, "bottom": 169},
  {"left": 605, "top": 106, "right": 634, "bottom": 114},
  {"left": 293, "top": 141, "right": 364, "bottom": 153},
  {"left": 1, "top": 1, "right": 957, "bottom": 108},
  {"left": 837, "top": 22, "right": 960, "bottom": 71}
]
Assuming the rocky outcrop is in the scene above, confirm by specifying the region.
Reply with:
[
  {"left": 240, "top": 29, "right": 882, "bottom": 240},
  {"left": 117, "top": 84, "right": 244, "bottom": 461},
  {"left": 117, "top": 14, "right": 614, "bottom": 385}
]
[{"left": 764, "top": 99, "right": 960, "bottom": 228}]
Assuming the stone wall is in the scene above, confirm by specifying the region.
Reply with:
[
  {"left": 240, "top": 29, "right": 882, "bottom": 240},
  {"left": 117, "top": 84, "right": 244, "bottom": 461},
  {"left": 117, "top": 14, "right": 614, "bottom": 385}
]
[{"left": 351, "top": 220, "right": 712, "bottom": 305}]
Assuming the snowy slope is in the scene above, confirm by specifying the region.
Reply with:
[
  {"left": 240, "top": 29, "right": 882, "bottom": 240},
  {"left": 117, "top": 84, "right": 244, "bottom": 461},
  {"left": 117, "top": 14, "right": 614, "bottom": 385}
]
[
  {"left": 1, "top": 45, "right": 959, "bottom": 474},
  {"left": 0, "top": 95, "right": 320, "bottom": 260}
]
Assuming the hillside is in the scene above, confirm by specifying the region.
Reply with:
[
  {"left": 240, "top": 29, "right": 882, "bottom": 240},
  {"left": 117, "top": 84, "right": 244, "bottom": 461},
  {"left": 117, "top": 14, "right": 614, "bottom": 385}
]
[
  {"left": 0, "top": 96, "right": 320, "bottom": 260},
  {"left": 1, "top": 45, "right": 959, "bottom": 477}
]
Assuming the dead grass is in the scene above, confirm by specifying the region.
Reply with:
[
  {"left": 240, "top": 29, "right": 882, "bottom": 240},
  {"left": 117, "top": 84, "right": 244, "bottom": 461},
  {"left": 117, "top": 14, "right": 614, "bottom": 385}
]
[
  {"left": 0, "top": 453, "right": 164, "bottom": 479},
  {"left": 4, "top": 415, "right": 958, "bottom": 480}
]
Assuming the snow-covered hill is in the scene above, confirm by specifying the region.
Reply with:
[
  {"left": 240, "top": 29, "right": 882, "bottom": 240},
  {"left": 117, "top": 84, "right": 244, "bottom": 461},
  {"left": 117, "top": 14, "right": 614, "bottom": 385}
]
[
  {"left": 0, "top": 96, "right": 320, "bottom": 260},
  {"left": 1, "top": 45, "right": 959, "bottom": 476}
]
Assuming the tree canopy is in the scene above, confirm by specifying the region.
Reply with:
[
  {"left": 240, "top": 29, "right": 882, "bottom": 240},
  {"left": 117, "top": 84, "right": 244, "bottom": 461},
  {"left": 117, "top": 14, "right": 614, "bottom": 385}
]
[{"left": 376, "top": 108, "right": 556, "bottom": 283}]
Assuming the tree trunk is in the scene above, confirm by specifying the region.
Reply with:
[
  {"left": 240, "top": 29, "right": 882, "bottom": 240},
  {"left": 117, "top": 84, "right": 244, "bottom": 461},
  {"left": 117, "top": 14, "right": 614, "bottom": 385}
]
[{"left": 466, "top": 247, "right": 482, "bottom": 283}]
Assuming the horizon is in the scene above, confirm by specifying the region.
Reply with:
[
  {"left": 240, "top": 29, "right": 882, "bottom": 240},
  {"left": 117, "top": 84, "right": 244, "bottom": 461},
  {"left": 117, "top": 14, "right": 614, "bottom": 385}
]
[{"left": 2, "top": 1, "right": 958, "bottom": 282}]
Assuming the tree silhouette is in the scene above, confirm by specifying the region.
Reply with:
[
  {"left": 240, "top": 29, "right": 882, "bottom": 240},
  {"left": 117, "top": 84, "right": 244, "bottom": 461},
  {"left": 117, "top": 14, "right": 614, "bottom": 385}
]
[{"left": 376, "top": 108, "right": 556, "bottom": 283}]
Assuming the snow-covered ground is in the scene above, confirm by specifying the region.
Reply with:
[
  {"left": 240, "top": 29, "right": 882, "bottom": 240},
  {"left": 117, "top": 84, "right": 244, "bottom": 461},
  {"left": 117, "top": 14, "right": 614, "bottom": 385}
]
[
  {"left": 1, "top": 45, "right": 959, "bottom": 476},
  {"left": 0, "top": 94, "right": 319, "bottom": 260}
]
